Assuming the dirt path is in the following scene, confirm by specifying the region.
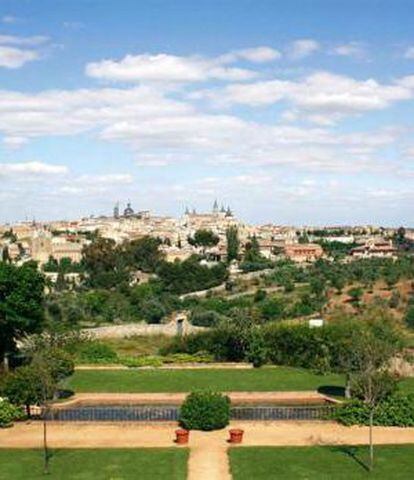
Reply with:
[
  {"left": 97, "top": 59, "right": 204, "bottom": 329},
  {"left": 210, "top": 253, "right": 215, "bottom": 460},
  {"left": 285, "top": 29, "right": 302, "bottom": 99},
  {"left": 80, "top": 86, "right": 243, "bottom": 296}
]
[{"left": 188, "top": 431, "right": 231, "bottom": 480}]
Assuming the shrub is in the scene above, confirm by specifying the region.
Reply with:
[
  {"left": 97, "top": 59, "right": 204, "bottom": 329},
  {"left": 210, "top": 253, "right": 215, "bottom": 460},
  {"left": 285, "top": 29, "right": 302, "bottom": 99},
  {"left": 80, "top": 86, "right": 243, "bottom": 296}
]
[
  {"left": 179, "top": 391, "right": 230, "bottom": 431},
  {"left": 405, "top": 306, "right": 414, "bottom": 330},
  {"left": 245, "top": 328, "right": 268, "bottom": 368},
  {"left": 0, "top": 399, "right": 25, "bottom": 428},
  {"left": 190, "top": 310, "right": 221, "bottom": 327},
  {"left": 121, "top": 355, "right": 164, "bottom": 368},
  {"left": 121, "top": 352, "right": 214, "bottom": 367},
  {"left": 75, "top": 342, "right": 118, "bottom": 364},
  {"left": 331, "top": 394, "right": 414, "bottom": 427},
  {"left": 163, "top": 352, "right": 214, "bottom": 364}
]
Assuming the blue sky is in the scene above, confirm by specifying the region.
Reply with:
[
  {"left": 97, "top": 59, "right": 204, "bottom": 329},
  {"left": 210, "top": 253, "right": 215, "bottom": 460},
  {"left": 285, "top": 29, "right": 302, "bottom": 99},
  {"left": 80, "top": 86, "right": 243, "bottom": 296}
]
[{"left": 0, "top": 0, "right": 413, "bottom": 225}]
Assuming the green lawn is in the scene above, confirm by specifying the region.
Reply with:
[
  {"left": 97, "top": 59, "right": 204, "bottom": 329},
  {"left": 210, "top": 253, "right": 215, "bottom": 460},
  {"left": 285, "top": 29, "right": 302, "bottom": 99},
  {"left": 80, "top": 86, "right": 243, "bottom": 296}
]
[
  {"left": 230, "top": 445, "right": 414, "bottom": 479},
  {"left": 67, "top": 367, "right": 343, "bottom": 393},
  {"left": 0, "top": 448, "right": 188, "bottom": 480}
]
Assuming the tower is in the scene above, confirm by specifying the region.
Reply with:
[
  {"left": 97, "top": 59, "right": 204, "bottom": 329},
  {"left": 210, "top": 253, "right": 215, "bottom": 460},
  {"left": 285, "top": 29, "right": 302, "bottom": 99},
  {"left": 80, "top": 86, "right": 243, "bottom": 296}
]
[
  {"left": 113, "top": 202, "right": 120, "bottom": 219},
  {"left": 213, "top": 199, "right": 219, "bottom": 214}
]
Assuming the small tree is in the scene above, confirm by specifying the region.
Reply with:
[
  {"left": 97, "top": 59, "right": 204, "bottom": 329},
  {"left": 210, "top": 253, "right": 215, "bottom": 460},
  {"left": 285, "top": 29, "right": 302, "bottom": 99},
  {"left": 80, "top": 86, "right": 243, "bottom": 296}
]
[
  {"left": 226, "top": 226, "right": 239, "bottom": 262},
  {"left": 337, "top": 312, "right": 404, "bottom": 471}
]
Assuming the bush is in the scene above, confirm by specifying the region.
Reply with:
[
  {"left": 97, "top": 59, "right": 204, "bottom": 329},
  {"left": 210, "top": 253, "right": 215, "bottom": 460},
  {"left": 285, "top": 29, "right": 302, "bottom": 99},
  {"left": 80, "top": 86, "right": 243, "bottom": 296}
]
[
  {"left": 331, "top": 394, "right": 414, "bottom": 427},
  {"left": 75, "top": 342, "right": 118, "bottom": 364},
  {"left": 246, "top": 328, "right": 268, "bottom": 368},
  {"left": 120, "top": 352, "right": 214, "bottom": 368},
  {"left": 405, "top": 306, "right": 414, "bottom": 329},
  {"left": 121, "top": 355, "right": 164, "bottom": 368},
  {"left": 179, "top": 391, "right": 230, "bottom": 431},
  {"left": 0, "top": 399, "right": 25, "bottom": 428},
  {"left": 190, "top": 310, "right": 221, "bottom": 327}
]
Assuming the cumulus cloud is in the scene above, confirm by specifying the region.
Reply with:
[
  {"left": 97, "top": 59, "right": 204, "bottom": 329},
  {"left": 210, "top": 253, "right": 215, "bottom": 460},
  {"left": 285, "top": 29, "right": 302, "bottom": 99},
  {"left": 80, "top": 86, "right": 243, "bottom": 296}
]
[
  {"left": 288, "top": 39, "right": 320, "bottom": 59},
  {"left": 0, "top": 34, "right": 49, "bottom": 68},
  {"left": 0, "top": 85, "right": 192, "bottom": 140},
  {"left": 0, "top": 45, "right": 39, "bottom": 68},
  {"left": 86, "top": 53, "right": 256, "bottom": 83},
  {"left": 201, "top": 71, "right": 413, "bottom": 124}
]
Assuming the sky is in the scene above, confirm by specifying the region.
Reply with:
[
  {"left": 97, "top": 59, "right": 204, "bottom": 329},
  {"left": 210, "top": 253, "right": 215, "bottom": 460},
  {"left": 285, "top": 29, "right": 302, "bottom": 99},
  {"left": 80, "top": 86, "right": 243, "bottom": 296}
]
[{"left": 0, "top": 0, "right": 413, "bottom": 226}]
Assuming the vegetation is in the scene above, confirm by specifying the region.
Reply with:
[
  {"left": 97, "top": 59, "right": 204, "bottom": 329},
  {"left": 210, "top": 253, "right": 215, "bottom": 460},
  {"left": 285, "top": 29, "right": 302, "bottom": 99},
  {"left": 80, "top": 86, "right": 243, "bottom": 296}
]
[
  {"left": 226, "top": 225, "right": 239, "bottom": 262},
  {"left": 331, "top": 394, "right": 414, "bottom": 427},
  {"left": 0, "top": 448, "right": 188, "bottom": 479},
  {"left": 0, "top": 261, "right": 45, "bottom": 362},
  {"left": 0, "top": 399, "right": 24, "bottom": 428},
  {"left": 179, "top": 391, "right": 230, "bottom": 430},
  {"left": 230, "top": 445, "right": 414, "bottom": 480},
  {"left": 67, "top": 367, "right": 343, "bottom": 393}
]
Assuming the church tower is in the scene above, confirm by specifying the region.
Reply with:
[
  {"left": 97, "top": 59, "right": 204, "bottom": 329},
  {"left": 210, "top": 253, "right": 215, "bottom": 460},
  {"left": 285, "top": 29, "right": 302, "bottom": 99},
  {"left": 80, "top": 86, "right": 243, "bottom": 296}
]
[{"left": 213, "top": 199, "right": 219, "bottom": 214}]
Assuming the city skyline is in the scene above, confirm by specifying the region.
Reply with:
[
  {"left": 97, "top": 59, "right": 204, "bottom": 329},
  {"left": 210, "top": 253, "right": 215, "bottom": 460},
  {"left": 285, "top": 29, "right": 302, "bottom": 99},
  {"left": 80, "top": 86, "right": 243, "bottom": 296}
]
[{"left": 0, "top": 0, "right": 413, "bottom": 225}]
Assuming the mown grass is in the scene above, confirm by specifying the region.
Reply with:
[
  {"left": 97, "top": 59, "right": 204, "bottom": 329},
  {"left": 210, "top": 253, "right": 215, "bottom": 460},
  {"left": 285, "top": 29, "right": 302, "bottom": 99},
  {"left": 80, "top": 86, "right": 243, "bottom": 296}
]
[
  {"left": 67, "top": 366, "right": 344, "bottom": 393},
  {"left": 230, "top": 445, "right": 414, "bottom": 479},
  {"left": 0, "top": 448, "right": 188, "bottom": 480}
]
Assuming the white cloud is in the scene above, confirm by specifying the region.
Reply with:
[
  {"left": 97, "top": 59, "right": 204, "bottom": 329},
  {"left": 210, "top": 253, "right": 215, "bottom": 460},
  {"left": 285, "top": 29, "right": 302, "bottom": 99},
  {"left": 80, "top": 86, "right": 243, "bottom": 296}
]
[
  {"left": 86, "top": 53, "right": 256, "bottom": 83},
  {"left": 2, "top": 136, "right": 28, "bottom": 149},
  {"left": 202, "top": 71, "right": 413, "bottom": 123},
  {"left": 404, "top": 47, "right": 414, "bottom": 59},
  {"left": 77, "top": 173, "right": 133, "bottom": 185},
  {"left": 0, "top": 161, "right": 68, "bottom": 176},
  {"left": 0, "top": 85, "right": 192, "bottom": 140},
  {"left": 331, "top": 42, "right": 366, "bottom": 58},
  {"left": 233, "top": 46, "right": 281, "bottom": 63},
  {"left": 0, "top": 45, "right": 39, "bottom": 68},
  {"left": 288, "top": 39, "right": 320, "bottom": 59},
  {"left": 0, "top": 35, "right": 49, "bottom": 46}
]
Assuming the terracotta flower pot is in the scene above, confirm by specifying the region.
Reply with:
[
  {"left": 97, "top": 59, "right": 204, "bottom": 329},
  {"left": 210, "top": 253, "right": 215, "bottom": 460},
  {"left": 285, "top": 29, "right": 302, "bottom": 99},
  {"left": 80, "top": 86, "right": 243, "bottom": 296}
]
[
  {"left": 229, "top": 428, "right": 244, "bottom": 444},
  {"left": 175, "top": 428, "right": 189, "bottom": 444}
]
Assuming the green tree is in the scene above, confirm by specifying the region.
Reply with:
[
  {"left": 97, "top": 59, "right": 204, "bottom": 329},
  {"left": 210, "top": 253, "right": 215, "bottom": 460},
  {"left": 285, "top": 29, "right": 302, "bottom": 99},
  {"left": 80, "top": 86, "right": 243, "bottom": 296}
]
[
  {"left": 0, "top": 262, "right": 45, "bottom": 364},
  {"left": 244, "top": 235, "right": 262, "bottom": 263},
  {"left": 122, "top": 236, "right": 163, "bottom": 273},
  {"left": 188, "top": 229, "right": 219, "bottom": 251},
  {"left": 337, "top": 312, "right": 404, "bottom": 471},
  {"left": 226, "top": 226, "right": 239, "bottom": 262}
]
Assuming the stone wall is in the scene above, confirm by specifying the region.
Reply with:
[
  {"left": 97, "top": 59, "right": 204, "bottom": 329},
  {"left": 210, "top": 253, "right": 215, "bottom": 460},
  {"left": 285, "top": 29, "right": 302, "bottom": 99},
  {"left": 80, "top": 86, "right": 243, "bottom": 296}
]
[{"left": 83, "top": 314, "right": 205, "bottom": 339}]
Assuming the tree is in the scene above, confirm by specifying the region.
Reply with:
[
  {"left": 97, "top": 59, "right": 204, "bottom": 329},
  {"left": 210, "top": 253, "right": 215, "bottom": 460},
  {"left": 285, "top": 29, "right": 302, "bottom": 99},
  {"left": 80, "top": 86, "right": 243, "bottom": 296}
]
[
  {"left": 243, "top": 235, "right": 263, "bottom": 263},
  {"left": 337, "top": 312, "right": 404, "bottom": 471},
  {"left": 0, "top": 261, "right": 45, "bottom": 364},
  {"left": 226, "top": 226, "right": 239, "bottom": 262},
  {"left": 188, "top": 229, "right": 219, "bottom": 251},
  {"left": 82, "top": 237, "right": 127, "bottom": 288},
  {"left": 122, "top": 236, "right": 163, "bottom": 273}
]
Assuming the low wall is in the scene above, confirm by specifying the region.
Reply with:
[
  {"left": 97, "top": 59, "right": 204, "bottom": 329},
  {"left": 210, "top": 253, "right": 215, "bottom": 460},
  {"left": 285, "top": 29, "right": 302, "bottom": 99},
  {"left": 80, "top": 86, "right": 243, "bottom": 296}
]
[{"left": 83, "top": 321, "right": 205, "bottom": 339}]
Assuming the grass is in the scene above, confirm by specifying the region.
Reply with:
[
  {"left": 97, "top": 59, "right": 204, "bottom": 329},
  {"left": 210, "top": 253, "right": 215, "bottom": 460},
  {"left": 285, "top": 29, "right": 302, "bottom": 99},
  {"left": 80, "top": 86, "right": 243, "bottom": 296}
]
[
  {"left": 230, "top": 445, "right": 414, "bottom": 479},
  {"left": 0, "top": 448, "right": 188, "bottom": 480},
  {"left": 101, "top": 335, "right": 171, "bottom": 357},
  {"left": 67, "top": 366, "right": 343, "bottom": 393}
]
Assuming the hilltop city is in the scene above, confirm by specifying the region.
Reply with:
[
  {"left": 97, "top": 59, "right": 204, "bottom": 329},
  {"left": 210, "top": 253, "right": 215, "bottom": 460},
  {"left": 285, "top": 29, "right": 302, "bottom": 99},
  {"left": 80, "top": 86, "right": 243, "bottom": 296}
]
[{"left": 1, "top": 200, "right": 410, "bottom": 280}]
